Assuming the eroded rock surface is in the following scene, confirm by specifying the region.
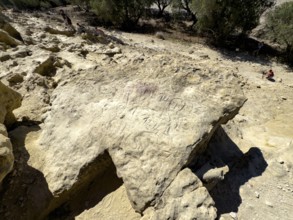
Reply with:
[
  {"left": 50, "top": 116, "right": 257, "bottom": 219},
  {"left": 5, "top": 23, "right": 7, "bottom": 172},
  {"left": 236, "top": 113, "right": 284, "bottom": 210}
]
[
  {"left": 0, "top": 13, "right": 23, "bottom": 47},
  {"left": 76, "top": 185, "right": 141, "bottom": 220},
  {"left": 36, "top": 50, "right": 245, "bottom": 213},
  {"left": 2, "top": 7, "right": 292, "bottom": 220},
  {"left": 0, "top": 12, "right": 246, "bottom": 217},
  {"left": 141, "top": 168, "right": 217, "bottom": 220},
  {"left": 0, "top": 81, "right": 21, "bottom": 183}
]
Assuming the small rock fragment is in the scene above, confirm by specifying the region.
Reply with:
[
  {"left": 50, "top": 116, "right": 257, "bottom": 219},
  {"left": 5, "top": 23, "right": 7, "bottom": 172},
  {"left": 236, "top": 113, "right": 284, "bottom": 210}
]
[
  {"left": 265, "top": 201, "right": 273, "bottom": 207},
  {"left": 229, "top": 212, "right": 237, "bottom": 219}
]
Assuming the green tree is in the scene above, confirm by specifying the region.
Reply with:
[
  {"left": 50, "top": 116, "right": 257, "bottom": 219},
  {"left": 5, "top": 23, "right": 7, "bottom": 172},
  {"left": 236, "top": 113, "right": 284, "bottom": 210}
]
[
  {"left": 7, "top": 0, "right": 40, "bottom": 9},
  {"left": 154, "top": 0, "right": 172, "bottom": 17},
  {"left": 266, "top": 2, "right": 293, "bottom": 62},
  {"left": 172, "top": 0, "right": 197, "bottom": 26},
  {"left": 90, "top": 0, "right": 154, "bottom": 29},
  {"left": 191, "top": 0, "right": 271, "bottom": 41},
  {"left": 0, "top": 0, "right": 67, "bottom": 9}
]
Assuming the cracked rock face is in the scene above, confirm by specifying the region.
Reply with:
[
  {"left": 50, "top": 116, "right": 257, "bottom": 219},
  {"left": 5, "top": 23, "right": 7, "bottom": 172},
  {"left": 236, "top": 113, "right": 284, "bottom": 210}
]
[
  {"left": 37, "top": 52, "right": 246, "bottom": 213},
  {"left": 0, "top": 81, "right": 21, "bottom": 183},
  {"left": 142, "top": 168, "right": 217, "bottom": 220}
]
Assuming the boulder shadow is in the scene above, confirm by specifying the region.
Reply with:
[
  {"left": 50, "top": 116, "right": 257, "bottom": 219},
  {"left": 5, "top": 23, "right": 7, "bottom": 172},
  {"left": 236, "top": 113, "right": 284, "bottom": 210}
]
[
  {"left": 48, "top": 151, "right": 123, "bottom": 220},
  {"left": 188, "top": 126, "right": 268, "bottom": 217},
  {"left": 1, "top": 124, "right": 124, "bottom": 220},
  {"left": 0, "top": 125, "right": 54, "bottom": 220}
]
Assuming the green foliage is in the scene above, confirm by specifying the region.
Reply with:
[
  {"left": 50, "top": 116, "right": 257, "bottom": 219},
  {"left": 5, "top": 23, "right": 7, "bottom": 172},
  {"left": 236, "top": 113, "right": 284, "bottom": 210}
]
[
  {"left": 191, "top": 0, "right": 271, "bottom": 40},
  {"left": 171, "top": 0, "right": 192, "bottom": 10},
  {"left": 154, "top": 0, "right": 172, "bottom": 16},
  {"left": 0, "top": 0, "right": 67, "bottom": 9},
  {"left": 171, "top": 0, "right": 197, "bottom": 26},
  {"left": 266, "top": 2, "right": 293, "bottom": 64},
  {"left": 88, "top": 0, "right": 154, "bottom": 28},
  {"left": 6, "top": 0, "right": 40, "bottom": 9},
  {"left": 171, "top": 0, "right": 193, "bottom": 16},
  {"left": 266, "top": 2, "right": 293, "bottom": 52},
  {"left": 71, "top": 0, "right": 90, "bottom": 10}
]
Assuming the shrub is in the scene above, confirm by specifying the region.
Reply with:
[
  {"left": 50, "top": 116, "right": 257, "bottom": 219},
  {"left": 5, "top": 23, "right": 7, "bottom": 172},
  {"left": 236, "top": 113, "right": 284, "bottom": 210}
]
[
  {"left": 89, "top": 0, "right": 154, "bottom": 29},
  {"left": 154, "top": 0, "right": 172, "bottom": 17},
  {"left": 191, "top": 0, "right": 272, "bottom": 41},
  {"left": 0, "top": 0, "right": 68, "bottom": 9},
  {"left": 171, "top": 0, "right": 197, "bottom": 26},
  {"left": 266, "top": 2, "right": 293, "bottom": 63}
]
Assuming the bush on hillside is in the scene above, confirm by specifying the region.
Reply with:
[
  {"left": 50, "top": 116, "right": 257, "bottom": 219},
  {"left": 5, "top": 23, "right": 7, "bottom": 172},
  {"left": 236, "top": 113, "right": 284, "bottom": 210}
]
[
  {"left": 154, "top": 0, "right": 172, "bottom": 17},
  {"left": 266, "top": 2, "right": 293, "bottom": 63},
  {"left": 71, "top": 0, "right": 90, "bottom": 11},
  {"left": 171, "top": 0, "right": 197, "bottom": 26},
  {"left": 0, "top": 0, "right": 68, "bottom": 9},
  {"left": 86, "top": 0, "right": 154, "bottom": 29},
  {"left": 191, "top": 0, "right": 272, "bottom": 42}
]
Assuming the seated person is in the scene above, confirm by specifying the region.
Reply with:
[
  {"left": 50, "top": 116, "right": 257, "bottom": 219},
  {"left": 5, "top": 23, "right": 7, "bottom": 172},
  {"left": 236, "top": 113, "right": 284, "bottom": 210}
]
[{"left": 262, "top": 69, "right": 274, "bottom": 79}]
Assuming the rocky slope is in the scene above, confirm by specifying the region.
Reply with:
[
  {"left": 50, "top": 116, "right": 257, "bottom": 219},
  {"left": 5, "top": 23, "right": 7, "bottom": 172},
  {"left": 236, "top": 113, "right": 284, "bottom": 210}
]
[{"left": 0, "top": 6, "right": 292, "bottom": 220}]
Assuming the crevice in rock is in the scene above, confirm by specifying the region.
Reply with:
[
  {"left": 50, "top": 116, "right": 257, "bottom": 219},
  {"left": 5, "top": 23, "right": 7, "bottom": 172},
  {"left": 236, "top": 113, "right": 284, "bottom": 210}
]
[{"left": 45, "top": 150, "right": 123, "bottom": 220}]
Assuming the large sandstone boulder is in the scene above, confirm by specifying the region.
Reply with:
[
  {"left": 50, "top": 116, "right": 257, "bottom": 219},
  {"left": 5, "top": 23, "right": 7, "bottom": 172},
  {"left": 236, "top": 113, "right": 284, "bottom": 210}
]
[
  {"left": 0, "top": 81, "right": 22, "bottom": 126},
  {"left": 0, "top": 81, "right": 22, "bottom": 183},
  {"left": 0, "top": 13, "right": 23, "bottom": 42},
  {"left": 0, "top": 29, "right": 21, "bottom": 47},
  {"left": 0, "top": 13, "right": 23, "bottom": 47},
  {"left": 37, "top": 52, "right": 246, "bottom": 216}
]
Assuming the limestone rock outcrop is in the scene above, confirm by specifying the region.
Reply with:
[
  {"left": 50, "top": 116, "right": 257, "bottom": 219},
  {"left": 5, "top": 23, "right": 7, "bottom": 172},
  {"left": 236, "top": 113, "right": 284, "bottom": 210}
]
[
  {"left": 0, "top": 81, "right": 22, "bottom": 126},
  {"left": 0, "top": 13, "right": 23, "bottom": 47},
  {"left": 0, "top": 29, "right": 21, "bottom": 47},
  {"left": 141, "top": 168, "right": 217, "bottom": 220},
  {"left": 0, "top": 81, "right": 21, "bottom": 183},
  {"left": 37, "top": 51, "right": 246, "bottom": 214},
  {"left": 0, "top": 10, "right": 247, "bottom": 219},
  {"left": 1, "top": 8, "right": 293, "bottom": 220},
  {"left": 0, "top": 13, "right": 23, "bottom": 42}
]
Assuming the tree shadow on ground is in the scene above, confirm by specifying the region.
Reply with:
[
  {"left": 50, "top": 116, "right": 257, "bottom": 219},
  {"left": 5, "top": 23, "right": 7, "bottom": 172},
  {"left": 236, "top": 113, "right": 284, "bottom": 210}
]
[
  {"left": 207, "top": 36, "right": 282, "bottom": 67},
  {"left": 215, "top": 47, "right": 272, "bottom": 66},
  {"left": 189, "top": 126, "right": 268, "bottom": 217}
]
